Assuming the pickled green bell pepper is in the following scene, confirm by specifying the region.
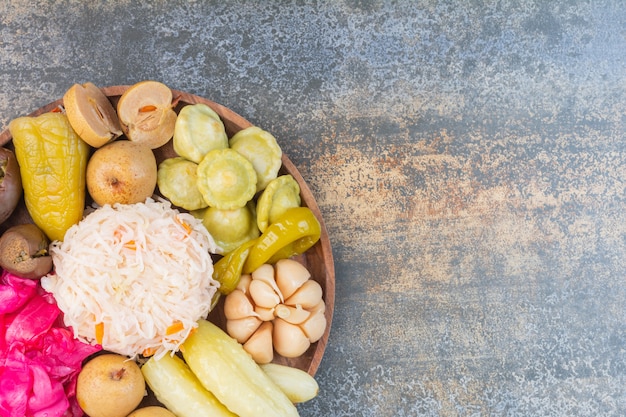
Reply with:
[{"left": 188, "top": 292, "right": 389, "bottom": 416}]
[{"left": 9, "top": 112, "right": 89, "bottom": 242}]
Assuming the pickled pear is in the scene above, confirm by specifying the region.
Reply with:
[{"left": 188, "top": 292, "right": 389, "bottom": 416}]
[
  {"left": 63, "top": 82, "right": 122, "bottom": 148},
  {"left": 117, "top": 81, "right": 177, "bottom": 149}
]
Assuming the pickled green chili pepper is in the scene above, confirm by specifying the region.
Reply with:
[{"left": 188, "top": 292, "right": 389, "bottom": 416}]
[
  {"left": 213, "top": 238, "right": 259, "bottom": 295},
  {"left": 242, "top": 206, "right": 321, "bottom": 274}
]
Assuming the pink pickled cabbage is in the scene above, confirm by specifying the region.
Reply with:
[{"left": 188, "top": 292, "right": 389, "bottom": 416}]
[{"left": 0, "top": 270, "right": 101, "bottom": 417}]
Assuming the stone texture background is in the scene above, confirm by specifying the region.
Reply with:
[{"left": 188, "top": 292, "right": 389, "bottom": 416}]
[{"left": 1, "top": 1, "right": 625, "bottom": 416}]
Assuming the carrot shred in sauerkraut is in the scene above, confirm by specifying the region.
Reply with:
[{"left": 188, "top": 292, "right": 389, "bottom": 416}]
[{"left": 41, "top": 198, "right": 220, "bottom": 360}]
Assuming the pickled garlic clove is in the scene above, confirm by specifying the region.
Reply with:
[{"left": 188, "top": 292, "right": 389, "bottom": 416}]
[
  {"left": 274, "top": 304, "right": 311, "bottom": 325},
  {"left": 272, "top": 318, "right": 310, "bottom": 358},
  {"left": 249, "top": 279, "right": 281, "bottom": 309},
  {"left": 224, "top": 289, "right": 258, "bottom": 320},
  {"left": 285, "top": 280, "right": 323, "bottom": 309},
  {"left": 254, "top": 305, "right": 276, "bottom": 322},
  {"left": 243, "top": 321, "right": 274, "bottom": 364},
  {"left": 251, "top": 263, "right": 283, "bottom": 302},
  {"left": 237, "top": 274, "right": 253, "bottom": 293},
  {"left": 226, "top": 316, "right": 262, "bottom": 344},
  {"left": 275, "top": 258, "right": 311, "bottom": 300},
  {"left": 301, "top": 301, "right": 327, "bottom": 343}
]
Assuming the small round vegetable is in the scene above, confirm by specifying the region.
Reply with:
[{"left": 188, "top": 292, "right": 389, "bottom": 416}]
[
  {"left": 0, "top": 223, "right": 52, "bottom": 279},
  {"left": 256, "top": 175, "right": 301, "bottom": 233},
  {"left": 0, "top": 147, "right": 22, "bottom": 224},
  {"left": 196, "top": 148, "right": 257, "bottom": 210},
  {"left": 157, "top": 157, "right": 208, "bottom": 211},
  {"left": 173, "top": 103, "right": 228, "bottom": 163},
  {"left": 192, "top": 202, "right": 260, "bottom": 254},
  {"left": 229, "top": 126, "right": 282, "bottom": 193}
]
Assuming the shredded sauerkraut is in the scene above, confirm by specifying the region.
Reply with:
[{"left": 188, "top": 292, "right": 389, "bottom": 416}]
[{"left": 40, "top": 198, "right": 220, "bottom": 360}]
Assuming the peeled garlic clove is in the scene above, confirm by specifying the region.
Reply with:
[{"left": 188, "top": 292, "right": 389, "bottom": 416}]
[
  {"left": 243, "top": 321, "right": 274, "bottom": 364},
  {"left": 254, "top": 305, "right": 276, "bottom": 322},
  {"left": 226, "top": 316, "right": 262, "bottom": 344},
  {"left": 249, "top": 279, "right": 281, "bottom": 308},
  {"left": 273, "top": 318, "right": 311, "bottom": 358},
  {"left": 224, "top": 289, "right": 258, "bottom": 320},
  {"left": 301, "top": 303, "right": 327, "bottom": 343},
  {"left": 285, "top": 280, "right": 323, "bottom": 309},
  {"left": 252, "top": 264, "right": 283, "bottom": 302},
  {"left": 237, "top": 274, "right": 252, "bottom": 293},
  {"left": 274, "top": 304, "right": 311, "bottom": 325},
  {"left": 275, "top": 259, "right": 311, "bottom": 300}
]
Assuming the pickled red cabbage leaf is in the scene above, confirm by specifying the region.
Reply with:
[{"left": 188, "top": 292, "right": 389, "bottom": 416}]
[{"left": 0, "top": 270, "right": 101, "bottom": 417}]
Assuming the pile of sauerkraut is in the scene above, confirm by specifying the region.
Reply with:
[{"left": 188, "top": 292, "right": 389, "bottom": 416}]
[{"left": 41, "top": 198, "right": 220, "bottom": 360}]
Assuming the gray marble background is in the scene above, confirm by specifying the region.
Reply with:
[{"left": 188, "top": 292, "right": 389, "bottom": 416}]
[{"left": 1, "top": 1, "right": 625, "bottom": 416}]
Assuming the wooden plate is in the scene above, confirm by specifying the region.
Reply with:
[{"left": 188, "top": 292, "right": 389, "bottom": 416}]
[{"left": 0, "top": 86, "right": 334, "bottom": 383}]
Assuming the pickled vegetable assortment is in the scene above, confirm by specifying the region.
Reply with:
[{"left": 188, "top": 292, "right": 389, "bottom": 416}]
[{"left": 0, "top": 81, "right": 329, "bottom": 417}]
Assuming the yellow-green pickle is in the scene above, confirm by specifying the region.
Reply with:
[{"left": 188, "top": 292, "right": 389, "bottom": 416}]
[{"left": 9, "top": 112, "right": 89, "bottom": 242}]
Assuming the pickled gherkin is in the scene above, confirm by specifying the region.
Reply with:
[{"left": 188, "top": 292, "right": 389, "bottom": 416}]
[
  {"left": 182, "top": 319, "right": 299, "bottom": 417},
  {"left": 9, "top": 112, "right": 89, "bottom": 241},
  {"left": 141, "top": 353, "right": 236, "bottom": 417}
]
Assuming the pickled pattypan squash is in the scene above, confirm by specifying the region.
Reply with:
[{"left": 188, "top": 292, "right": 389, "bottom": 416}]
[
  {"left": 157, "top": 157, "right": 208, "bottom": 211},
  {"left": 256, "top": 175, "right": 301, "bottom": 233},
  {"left": 196, "top": 148, "right": 257, "bottom": 210},
  {"left": 173, "top": 103, "right": 228, "bottom": 163},
  {"left": 229, "top": 126, "right": 282, "bottom": 193},
  {"left": 192, "top": 202, "right": 260, "bottom": 254}
]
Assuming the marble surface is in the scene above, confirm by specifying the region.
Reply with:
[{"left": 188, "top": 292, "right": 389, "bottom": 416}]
[{"left": 1, "top": 1, "right": 625, "bottom": 416}]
